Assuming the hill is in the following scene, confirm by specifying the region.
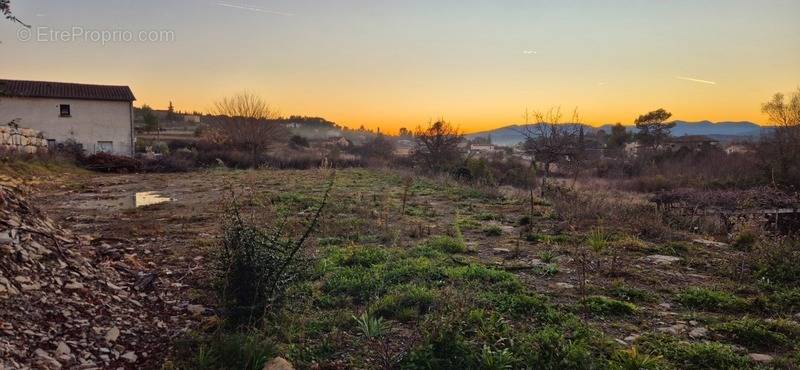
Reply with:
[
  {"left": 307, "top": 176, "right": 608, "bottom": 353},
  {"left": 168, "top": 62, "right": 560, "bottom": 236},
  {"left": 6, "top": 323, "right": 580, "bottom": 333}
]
[{"left": 467, "top": 121, "right": 773, "bottom": 146}]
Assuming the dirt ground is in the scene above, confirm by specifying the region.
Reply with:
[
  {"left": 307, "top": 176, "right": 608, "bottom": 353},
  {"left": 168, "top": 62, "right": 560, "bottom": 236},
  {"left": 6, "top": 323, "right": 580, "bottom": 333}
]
[{"left": 6, "top": 170, "right": 792, "bottom": 368}]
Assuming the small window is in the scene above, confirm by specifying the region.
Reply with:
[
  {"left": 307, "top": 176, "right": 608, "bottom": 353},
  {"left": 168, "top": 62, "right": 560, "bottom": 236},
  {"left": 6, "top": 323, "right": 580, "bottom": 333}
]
[
  {"left": 59, "top": 104, "right": 71, "bottom": 117},
  {"left": 97, "top": 141, "right": 113, "bottom": 153}
]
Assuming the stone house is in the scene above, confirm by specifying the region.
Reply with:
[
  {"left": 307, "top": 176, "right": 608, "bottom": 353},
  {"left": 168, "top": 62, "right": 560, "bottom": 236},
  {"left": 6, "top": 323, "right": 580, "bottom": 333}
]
[{"left": 0, "top": 79, "right": 136, "bottom": 156}]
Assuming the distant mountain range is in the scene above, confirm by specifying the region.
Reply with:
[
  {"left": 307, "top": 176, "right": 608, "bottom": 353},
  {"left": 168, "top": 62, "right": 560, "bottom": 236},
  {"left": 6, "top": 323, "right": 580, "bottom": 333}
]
[{"left": 466, "top": 121, "right": 774, "bottom": 146}]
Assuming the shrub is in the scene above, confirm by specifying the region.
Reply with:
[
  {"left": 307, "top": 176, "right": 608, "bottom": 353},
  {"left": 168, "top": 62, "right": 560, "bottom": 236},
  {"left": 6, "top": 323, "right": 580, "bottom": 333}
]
[
  {"left": 517, "top": 325, "right": 601, "bottom": 370},
  {"left": 353, "top": 311, "right": 390, "bottom": 338},
  {"left": 581, "top": 296, "right": 637, "bottom": 316},
  {"left": 383, "top": 257, "right": 446, "bottom": 285},
  {"left": 216, "top": 176, "right": 331, "bottom": 327},
  {"left": 475, "top": 212, "right": 500, "bottom": 221},
  {"left": 425, "top": 235, "right": 466, "bottom": 253},
  {"left": 609, "top": 347, "right": 662, "bottom": 370},
  {"left": 637, "top": 334, "right": 749, "bottom": 369},
  {"left": 373, "top": 284, "right": 436, "bottom": 321},
  {"left": 732, "top": 229, "right": 759, "bottom": 250},
  {"left": 770, "top": 288, "right": 800, "bottom": 313},
  {"left": 714, "top": 317, "right": 799, "bottom": 350},
  {"left": 172, "top": 331, "right": 277, "bottom": 370},
  {"left": 82, "top": 152, "right": 141, "bottom": 172},
  {"left": 445, "top": 265, "right": 519, "bottom": 285},
  {"left": 478, "top": 292, "right": 550, "bottom": 317},
  {"left": 341, "top": 245, "right": 389, "bottom": 267},
  {"left": 608, "top": 283, "right": 653, "bottom": 303},
  {"left": 323, "top": 266, "right": 383, "bottom": 302},
  {"left": 538, "top": 250, "right": 557, "bottom": 263},
  {"left": 484, "top": 225, "right": 503, "bottom": 237},
  {"left": 752, "top": 236, "right": 800, "bottom": 285},
  {"left": 401, "top": 322, "right": 474, "bottom": 369},
  {"left": 676, "top": 288, "right": 748, "bottom": 312},
  {"left": 586, "top": 227, "right": 611, "bottom": 254}
]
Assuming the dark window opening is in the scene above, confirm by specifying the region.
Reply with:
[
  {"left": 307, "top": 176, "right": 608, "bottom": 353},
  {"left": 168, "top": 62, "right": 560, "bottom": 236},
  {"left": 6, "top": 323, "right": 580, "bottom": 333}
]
[{"left": 59, "top": 104, "right": 71, "bottom": 117}]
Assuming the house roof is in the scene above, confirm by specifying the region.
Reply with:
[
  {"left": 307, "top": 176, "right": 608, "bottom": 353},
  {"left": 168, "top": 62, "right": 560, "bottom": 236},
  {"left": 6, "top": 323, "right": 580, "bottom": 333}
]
[
  {"left": 666, "top": 135, "right": 719, "bottom": 143},
  {"left": 0, "top": 79, "right": 136, "bottom": 102}
]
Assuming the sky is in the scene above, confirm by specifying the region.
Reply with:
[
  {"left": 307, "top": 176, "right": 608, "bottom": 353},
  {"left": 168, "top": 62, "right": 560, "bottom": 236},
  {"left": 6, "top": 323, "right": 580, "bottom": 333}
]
[{"left": 1, "top": 0, "right": 799, "bottom": 133}]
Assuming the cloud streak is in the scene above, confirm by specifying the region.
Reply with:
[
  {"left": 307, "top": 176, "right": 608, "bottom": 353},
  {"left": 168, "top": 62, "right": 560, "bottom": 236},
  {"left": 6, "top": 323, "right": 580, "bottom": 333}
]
[
  {"left": 522, "top": 50, "right": 537, "bottom": 55},
  {"left": 676, "top": 76, "right": 717, "bottom": 85},
  {"left": 216, "top": 2, "right": 293, "bottom": 16}
]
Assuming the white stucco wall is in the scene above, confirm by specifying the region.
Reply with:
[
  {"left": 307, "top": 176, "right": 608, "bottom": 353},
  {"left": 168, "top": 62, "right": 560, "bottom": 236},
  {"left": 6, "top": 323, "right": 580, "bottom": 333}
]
[{"left": 0, "top": 96, "right": 134, "bottom": 156}]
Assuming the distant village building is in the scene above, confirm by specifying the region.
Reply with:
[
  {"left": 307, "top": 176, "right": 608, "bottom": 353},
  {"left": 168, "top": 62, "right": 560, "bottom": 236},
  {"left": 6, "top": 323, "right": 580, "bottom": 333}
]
[
  {"left": 183, "top": 115, "right": 201, "bottom": 124},
  {"left": 625, "top": 135, "right": 720, "bottom": 156},
  {"left": 0, "top": 79, "right": 136, "bottom": 156},
  {"left": 725, "top": 144, "right": 754, "bottom": 155},
  {"left": 663, "top": 135, "right": 720, "bottom": 152},
  {"left": 469, "top": 144, "right": 496, "bottom": 153},
  {"left": 394, "top": 139, "right": 414, "bottom": 157}
]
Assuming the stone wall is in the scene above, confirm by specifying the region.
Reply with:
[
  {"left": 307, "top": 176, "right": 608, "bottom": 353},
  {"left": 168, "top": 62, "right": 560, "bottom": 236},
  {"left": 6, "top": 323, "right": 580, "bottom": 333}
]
[{"left": 0, "top": 125, "right": 48, "bottom": 154}]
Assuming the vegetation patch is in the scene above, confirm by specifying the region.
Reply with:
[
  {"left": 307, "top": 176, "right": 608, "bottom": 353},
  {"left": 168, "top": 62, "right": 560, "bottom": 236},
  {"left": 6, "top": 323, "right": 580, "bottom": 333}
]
[
  {"left": 581, "top": 296, "right": 637, "bottom": 316},
  {"left": 713, "top": 317, "right": 800, "bottom": 350},
  {"left": 637, "top": 333, "right": 750, "bottom": 370},
  {"left": 425, "top": 235, "right": 466, "bottom": 254},
  {"left": 372, "top": 284, "right": 436, "bottom": 321},
  {"left": 608, "top": 283, "right": 654, "bottom": 303},
  {"left": 676, "top": 287, "right": 749, "bottom": 312}
]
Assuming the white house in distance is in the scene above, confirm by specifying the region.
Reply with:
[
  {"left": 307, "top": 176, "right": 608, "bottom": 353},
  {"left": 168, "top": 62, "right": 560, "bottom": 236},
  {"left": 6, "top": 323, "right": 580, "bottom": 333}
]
[{"left": 0, "top": 79, "right": 136, "bottom": 156}]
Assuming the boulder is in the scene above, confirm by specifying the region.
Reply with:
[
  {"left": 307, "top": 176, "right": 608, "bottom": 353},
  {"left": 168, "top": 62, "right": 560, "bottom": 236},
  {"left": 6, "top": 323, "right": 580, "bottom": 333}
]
[
  {"left": 643, "top": 255, "right": 681, "bottom": 265},
  {"left": 748, "top": 353, "right": 773, "bottom": 363},
  {"left": 263, "top": 357, "right": 294, "bottom": 370}
]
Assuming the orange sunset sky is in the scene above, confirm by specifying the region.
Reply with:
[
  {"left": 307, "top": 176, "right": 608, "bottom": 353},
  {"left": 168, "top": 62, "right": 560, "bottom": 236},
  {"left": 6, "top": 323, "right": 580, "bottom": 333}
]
[{"left": 1, "top": 0, "right": 799, "bottom": 133}]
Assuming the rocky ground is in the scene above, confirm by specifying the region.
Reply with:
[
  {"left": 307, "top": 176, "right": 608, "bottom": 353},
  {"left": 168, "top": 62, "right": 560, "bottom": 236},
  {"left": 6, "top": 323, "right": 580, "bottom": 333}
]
[
  {"left": 0, "top": 179, "right": 207, "bottom": 369},
  {"left": 2, "top": 168, "right": 797, "bottom": 369}
]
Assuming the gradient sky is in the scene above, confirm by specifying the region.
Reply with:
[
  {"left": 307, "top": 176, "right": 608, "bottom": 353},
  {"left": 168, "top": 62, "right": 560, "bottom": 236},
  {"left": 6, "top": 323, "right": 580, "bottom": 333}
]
[{"left": 1, "top": 0, "right": 799, "bottom": 133}]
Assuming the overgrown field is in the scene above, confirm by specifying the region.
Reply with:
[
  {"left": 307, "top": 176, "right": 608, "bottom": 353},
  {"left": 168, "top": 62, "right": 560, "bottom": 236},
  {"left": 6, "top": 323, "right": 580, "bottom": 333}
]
[{"left": 26, "top": 168, "right": 800, "bottom": 369}]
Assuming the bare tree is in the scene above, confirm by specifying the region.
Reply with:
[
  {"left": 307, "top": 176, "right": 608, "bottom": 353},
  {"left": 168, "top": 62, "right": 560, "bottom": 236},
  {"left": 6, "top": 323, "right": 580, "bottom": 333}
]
[
  {"left": 209, "top": 91, "right": 288, "bottom": 167},
  {"left": 1, "top": 0, "right": 28, "bottom": 27},
  {"left": 519, "top": 108, "right": 581, "bottom": 196},
  {"left": 412, "top": 119, "right": 465, "bottom": 173},
  {"left": 760, "top": 88, "right": 800, "bottom": 185}
]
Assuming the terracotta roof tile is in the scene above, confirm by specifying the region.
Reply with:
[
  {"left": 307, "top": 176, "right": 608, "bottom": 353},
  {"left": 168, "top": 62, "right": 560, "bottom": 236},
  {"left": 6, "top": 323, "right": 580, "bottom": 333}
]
[{"left": 0, "top": 79, "right": 135, "bottom": 102}]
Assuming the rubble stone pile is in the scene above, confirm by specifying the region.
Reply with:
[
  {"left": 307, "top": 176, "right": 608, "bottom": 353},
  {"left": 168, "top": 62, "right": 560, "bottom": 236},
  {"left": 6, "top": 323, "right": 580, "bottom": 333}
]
[
  {"left": 0, "top": 125, "right": 49, "bottom": 154},
  {"left": 0, "top": 185, "right": 191, "bottom": 369}
]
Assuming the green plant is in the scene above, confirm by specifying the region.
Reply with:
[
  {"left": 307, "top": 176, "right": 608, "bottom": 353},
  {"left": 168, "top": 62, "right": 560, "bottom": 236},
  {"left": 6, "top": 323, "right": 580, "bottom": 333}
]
[
  {"left": 445, "top": 265, "right": 521, "bottom": 287},
  {"left": 373, "top": 284, "right": 436, "bottom": 320},
  {"left": 581, "top": 296, "right": 637, "bottom": 316},
  {"left": 538, "top": 263, "right": 560, "bottom": 277},
  {"left": 637, "top": 333, "right": 749, "bottom": 369},
  {"left": 342, "top": 245, "right": 389, "bottom": 267},
  {"left": 484, "top": 225, "right": 503, "bottom": 237},
  {"left": 608, "top": 283, "right": 653, "bottom": 303},
  {"left": 586, "top": 227, "right": 611, "bottom": 254},
  {"left": 518, "top": 325, "right": 600, "bottom": 369},
  {"left": 478, "top": 344, "right": 515, "bottom": 370},
  {"left": 732, "top": 229, "right": 759, "bottom": 250},
  {"left": 353, "top": 311, "right": 390, "bottom": 338},
  {"left": 175, "top": 331, "right": 277, "bottom": 370},
  {"left": 538, "top": 250, "right": 557, "bottom": 263},
  {"left": 476, "top": 212, "right": 500, "bottom": 221},
  {"left": 752, "top": 236, "right": 800, "bottom": 285},
  {"left": 676, "top": 287, "right": 748, "bottom": 312},
  {"left": 323, "top": 266, "right": 383, "bottom": 302},
  {"left": 478, "top": 292, "right": 550, "bottom": 318},
  {"left": 217, "top": 175, "right": 332, "bottom": 327},
  {"left": 426, "top": 235, "right": 467, "bottom": 253},
  {"left": 609, "top": 347, "right": 662, "bottom": 370},
  {"left": 714, "top": 317, "right": 798, "bottom": 350}
]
